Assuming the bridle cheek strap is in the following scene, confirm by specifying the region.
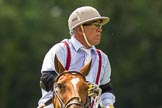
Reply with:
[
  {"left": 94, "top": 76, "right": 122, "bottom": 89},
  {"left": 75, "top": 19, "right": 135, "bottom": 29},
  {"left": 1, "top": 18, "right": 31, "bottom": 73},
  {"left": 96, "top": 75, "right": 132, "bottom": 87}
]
[{"left": 53, "top": 82, "right": 65, "bottom": 108}]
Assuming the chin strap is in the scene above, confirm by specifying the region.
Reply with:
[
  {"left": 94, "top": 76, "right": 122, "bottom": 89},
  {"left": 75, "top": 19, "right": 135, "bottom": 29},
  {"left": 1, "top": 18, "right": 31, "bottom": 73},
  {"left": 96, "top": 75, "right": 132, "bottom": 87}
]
[{"left": 80, "top": 25, "right": 93, "bottom": 47}]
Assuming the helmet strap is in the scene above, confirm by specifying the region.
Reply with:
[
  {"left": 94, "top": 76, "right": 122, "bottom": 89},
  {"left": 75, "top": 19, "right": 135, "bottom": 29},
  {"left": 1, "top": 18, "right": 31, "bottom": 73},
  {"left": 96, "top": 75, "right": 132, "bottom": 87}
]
[{"left": 80, "top": 25, "right": 93, "bottom": 47}]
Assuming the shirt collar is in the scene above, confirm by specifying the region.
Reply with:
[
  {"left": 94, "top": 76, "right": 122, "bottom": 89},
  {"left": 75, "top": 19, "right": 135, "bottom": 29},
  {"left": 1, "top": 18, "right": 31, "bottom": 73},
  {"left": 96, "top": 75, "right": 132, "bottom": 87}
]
[
  {"left": 70, "top": 36, "right": 83, "bottom": 51},
  {"left": 70, "top": 36, "right": 97, "bottom": 54}
]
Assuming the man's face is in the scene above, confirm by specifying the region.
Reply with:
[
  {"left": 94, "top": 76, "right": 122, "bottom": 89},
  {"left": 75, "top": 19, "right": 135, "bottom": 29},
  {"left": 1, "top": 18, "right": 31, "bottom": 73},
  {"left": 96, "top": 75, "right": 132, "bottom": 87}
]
[{"left": 83, "top": 20, "right": 103, "bottom": 46}]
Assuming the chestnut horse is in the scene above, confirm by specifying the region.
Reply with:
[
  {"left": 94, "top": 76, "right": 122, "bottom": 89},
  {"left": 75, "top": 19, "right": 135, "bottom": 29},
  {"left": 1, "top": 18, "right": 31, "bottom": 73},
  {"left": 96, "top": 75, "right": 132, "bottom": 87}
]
[
  {"left": 52, "top": 55, "right": 92, "bottom": 108},
  {"left": 38, "top": 55, "right": 101, "bottom": 108}
]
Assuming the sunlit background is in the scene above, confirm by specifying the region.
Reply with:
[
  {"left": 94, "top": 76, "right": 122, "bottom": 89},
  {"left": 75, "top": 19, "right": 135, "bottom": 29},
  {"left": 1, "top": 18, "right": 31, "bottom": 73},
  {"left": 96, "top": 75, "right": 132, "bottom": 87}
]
[{"left": 0, "top": 0, "right": 162, "bottom": 108}]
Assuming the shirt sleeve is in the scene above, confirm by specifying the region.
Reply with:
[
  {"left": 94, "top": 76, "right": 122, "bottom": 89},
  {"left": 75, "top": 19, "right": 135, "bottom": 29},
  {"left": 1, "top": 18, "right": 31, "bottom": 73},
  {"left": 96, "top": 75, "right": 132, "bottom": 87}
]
[
  {"left": 100, "top": 92, "right": 115, "bottom": 107},
  {"left": 100, "top": 53, "right": 111, "bottom": 85},
  {"left": 41, "top": 43, "right": 67, "bottom": 73},
  {"left": 99, "top": 52, "right": 116, "bottom": 106},
  {"left": 39, "top": 42, "right": 67, "bottom": 105}
]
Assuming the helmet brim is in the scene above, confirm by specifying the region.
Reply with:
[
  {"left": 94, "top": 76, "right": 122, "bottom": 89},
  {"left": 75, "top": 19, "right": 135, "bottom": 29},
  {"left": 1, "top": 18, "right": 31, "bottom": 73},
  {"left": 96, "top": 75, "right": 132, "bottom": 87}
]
[{"left": 71, "top": 16, "right": 110, "bottom": 30}]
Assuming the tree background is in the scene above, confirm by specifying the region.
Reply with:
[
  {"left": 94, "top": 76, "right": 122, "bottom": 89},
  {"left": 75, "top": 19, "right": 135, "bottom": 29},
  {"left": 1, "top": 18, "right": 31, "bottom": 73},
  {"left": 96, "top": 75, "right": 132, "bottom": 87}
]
[{"left": 0, "top": 0, "right": 162, "bottom": 108}]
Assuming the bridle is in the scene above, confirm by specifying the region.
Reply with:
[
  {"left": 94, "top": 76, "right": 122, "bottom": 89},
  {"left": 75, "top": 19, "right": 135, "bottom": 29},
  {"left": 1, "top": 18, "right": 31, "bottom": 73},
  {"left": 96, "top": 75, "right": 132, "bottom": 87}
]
[
  {"left": 37, "top": 71, "right": 101, "bottom": 108},
  {"left": 53, "top": 71, "right": 91, "bottom": 108}
]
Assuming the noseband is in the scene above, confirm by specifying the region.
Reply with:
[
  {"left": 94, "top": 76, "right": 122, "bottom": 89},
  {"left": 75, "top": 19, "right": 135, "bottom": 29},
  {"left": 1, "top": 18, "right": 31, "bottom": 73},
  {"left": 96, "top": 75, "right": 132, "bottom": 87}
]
[{"left": 53, "top": 71, "right": 91, "bottom": 108}]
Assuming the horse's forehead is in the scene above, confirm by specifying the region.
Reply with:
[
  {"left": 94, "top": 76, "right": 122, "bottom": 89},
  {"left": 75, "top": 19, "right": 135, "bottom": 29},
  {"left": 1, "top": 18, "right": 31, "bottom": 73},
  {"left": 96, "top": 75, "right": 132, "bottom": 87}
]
[
  {"left": 57, "top": 73, "right": 84, "bottom": 83},
  {"left": 71, "top": 77, "right": 80, "bottom": 87}
]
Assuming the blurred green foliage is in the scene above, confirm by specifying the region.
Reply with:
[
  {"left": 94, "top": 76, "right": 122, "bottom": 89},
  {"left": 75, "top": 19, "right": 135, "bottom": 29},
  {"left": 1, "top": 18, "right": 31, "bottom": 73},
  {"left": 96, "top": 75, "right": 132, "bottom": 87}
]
[{"left": 0, "top": 0, "right": 162, "bottom": 108}]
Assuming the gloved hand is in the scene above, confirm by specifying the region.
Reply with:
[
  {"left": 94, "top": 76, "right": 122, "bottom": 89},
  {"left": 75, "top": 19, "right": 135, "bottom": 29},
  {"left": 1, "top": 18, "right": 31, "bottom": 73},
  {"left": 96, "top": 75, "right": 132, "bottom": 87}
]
[
  {"left": 40, "top": 73, "right": 55, "bottom": 92},
  {"left": 103, "top": 105, "right": 114, "bottom": 108}
]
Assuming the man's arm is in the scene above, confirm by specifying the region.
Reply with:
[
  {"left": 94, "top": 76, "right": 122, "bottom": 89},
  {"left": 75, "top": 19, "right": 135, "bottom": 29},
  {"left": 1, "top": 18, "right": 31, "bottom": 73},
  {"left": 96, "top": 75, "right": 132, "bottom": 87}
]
[
  {"left": 40, "top": 71, "right": 58, "bottom": 92},
  {"left": 99, "top": 53, "right": 115, "bottom": 107}
]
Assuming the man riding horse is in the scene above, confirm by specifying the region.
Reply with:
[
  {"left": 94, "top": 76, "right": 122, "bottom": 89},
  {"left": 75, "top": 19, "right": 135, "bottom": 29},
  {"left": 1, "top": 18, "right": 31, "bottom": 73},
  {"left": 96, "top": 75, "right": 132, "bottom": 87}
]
[{"left": 38, "top": 6, "right": 115, "bottom": 108}]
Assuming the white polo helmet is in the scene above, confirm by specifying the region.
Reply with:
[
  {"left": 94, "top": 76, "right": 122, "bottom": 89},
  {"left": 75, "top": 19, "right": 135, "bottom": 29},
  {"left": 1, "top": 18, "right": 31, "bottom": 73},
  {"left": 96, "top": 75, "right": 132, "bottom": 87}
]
[{"left": 68, "top": 6, "right": 110, "bottom": 31}]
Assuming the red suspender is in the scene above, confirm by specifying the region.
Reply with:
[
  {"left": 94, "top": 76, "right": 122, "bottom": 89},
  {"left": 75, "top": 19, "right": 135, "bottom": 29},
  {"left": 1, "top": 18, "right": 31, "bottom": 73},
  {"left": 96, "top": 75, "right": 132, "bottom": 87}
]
[
  {"left": 63, "top": 41, "right": 71, "bottom": 70},
  {"left": 91, "top": 49, "right": 102, "bottom": 108},
  {"left": 63, "top": 42, "right": 102, "bottom": 84},
  {"left": 96, "top": 49, "right": 102, "bottom": 84}
]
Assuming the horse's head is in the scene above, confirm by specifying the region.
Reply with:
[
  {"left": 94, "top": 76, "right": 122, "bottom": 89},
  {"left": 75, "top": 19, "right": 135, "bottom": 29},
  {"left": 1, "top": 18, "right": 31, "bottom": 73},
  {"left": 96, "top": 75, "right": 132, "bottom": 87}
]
[{"left": 53, "top": 55, "right": 91, "bottom": 108}]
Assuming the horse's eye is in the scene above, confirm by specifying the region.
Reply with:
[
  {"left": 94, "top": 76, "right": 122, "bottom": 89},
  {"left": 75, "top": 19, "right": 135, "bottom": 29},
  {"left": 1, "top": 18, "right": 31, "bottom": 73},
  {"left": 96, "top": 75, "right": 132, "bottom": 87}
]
[{"left": 57, "top": 83, "right": 63, "bottom": 89}]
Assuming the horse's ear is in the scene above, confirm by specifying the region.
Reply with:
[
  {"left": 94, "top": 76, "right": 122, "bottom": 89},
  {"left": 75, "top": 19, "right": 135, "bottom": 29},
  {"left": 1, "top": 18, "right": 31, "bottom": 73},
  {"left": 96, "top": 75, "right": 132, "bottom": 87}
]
[
  {"left": 54, "top": 55, "right": 65, "bottom": 74},
  {"left": 80, "top": 60, "right": 92, "bottom": 76}
]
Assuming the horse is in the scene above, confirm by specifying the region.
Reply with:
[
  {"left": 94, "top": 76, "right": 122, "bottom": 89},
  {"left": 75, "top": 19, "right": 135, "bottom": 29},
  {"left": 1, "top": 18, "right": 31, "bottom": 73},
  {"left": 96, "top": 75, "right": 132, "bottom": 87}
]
[
  {"left": 53, "top": 55, "right": 91, "bottom": 108},
  {"left": 38, "top": 55, "right": 101, "bottom": 108}
]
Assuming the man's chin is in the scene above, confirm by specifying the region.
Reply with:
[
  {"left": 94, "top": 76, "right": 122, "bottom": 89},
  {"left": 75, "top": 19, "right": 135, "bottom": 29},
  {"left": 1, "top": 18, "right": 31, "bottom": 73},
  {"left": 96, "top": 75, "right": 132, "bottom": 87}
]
[{"left": 94, "top": 41, "right": 100, "bottom": 46}]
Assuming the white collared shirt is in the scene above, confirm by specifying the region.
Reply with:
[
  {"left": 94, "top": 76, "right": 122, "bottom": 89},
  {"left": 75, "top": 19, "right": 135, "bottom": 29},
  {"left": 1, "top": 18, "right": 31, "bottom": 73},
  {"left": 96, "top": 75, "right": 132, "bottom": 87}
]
[{"left": 39, "top": 36, "right": 115, "bottom": 107}]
